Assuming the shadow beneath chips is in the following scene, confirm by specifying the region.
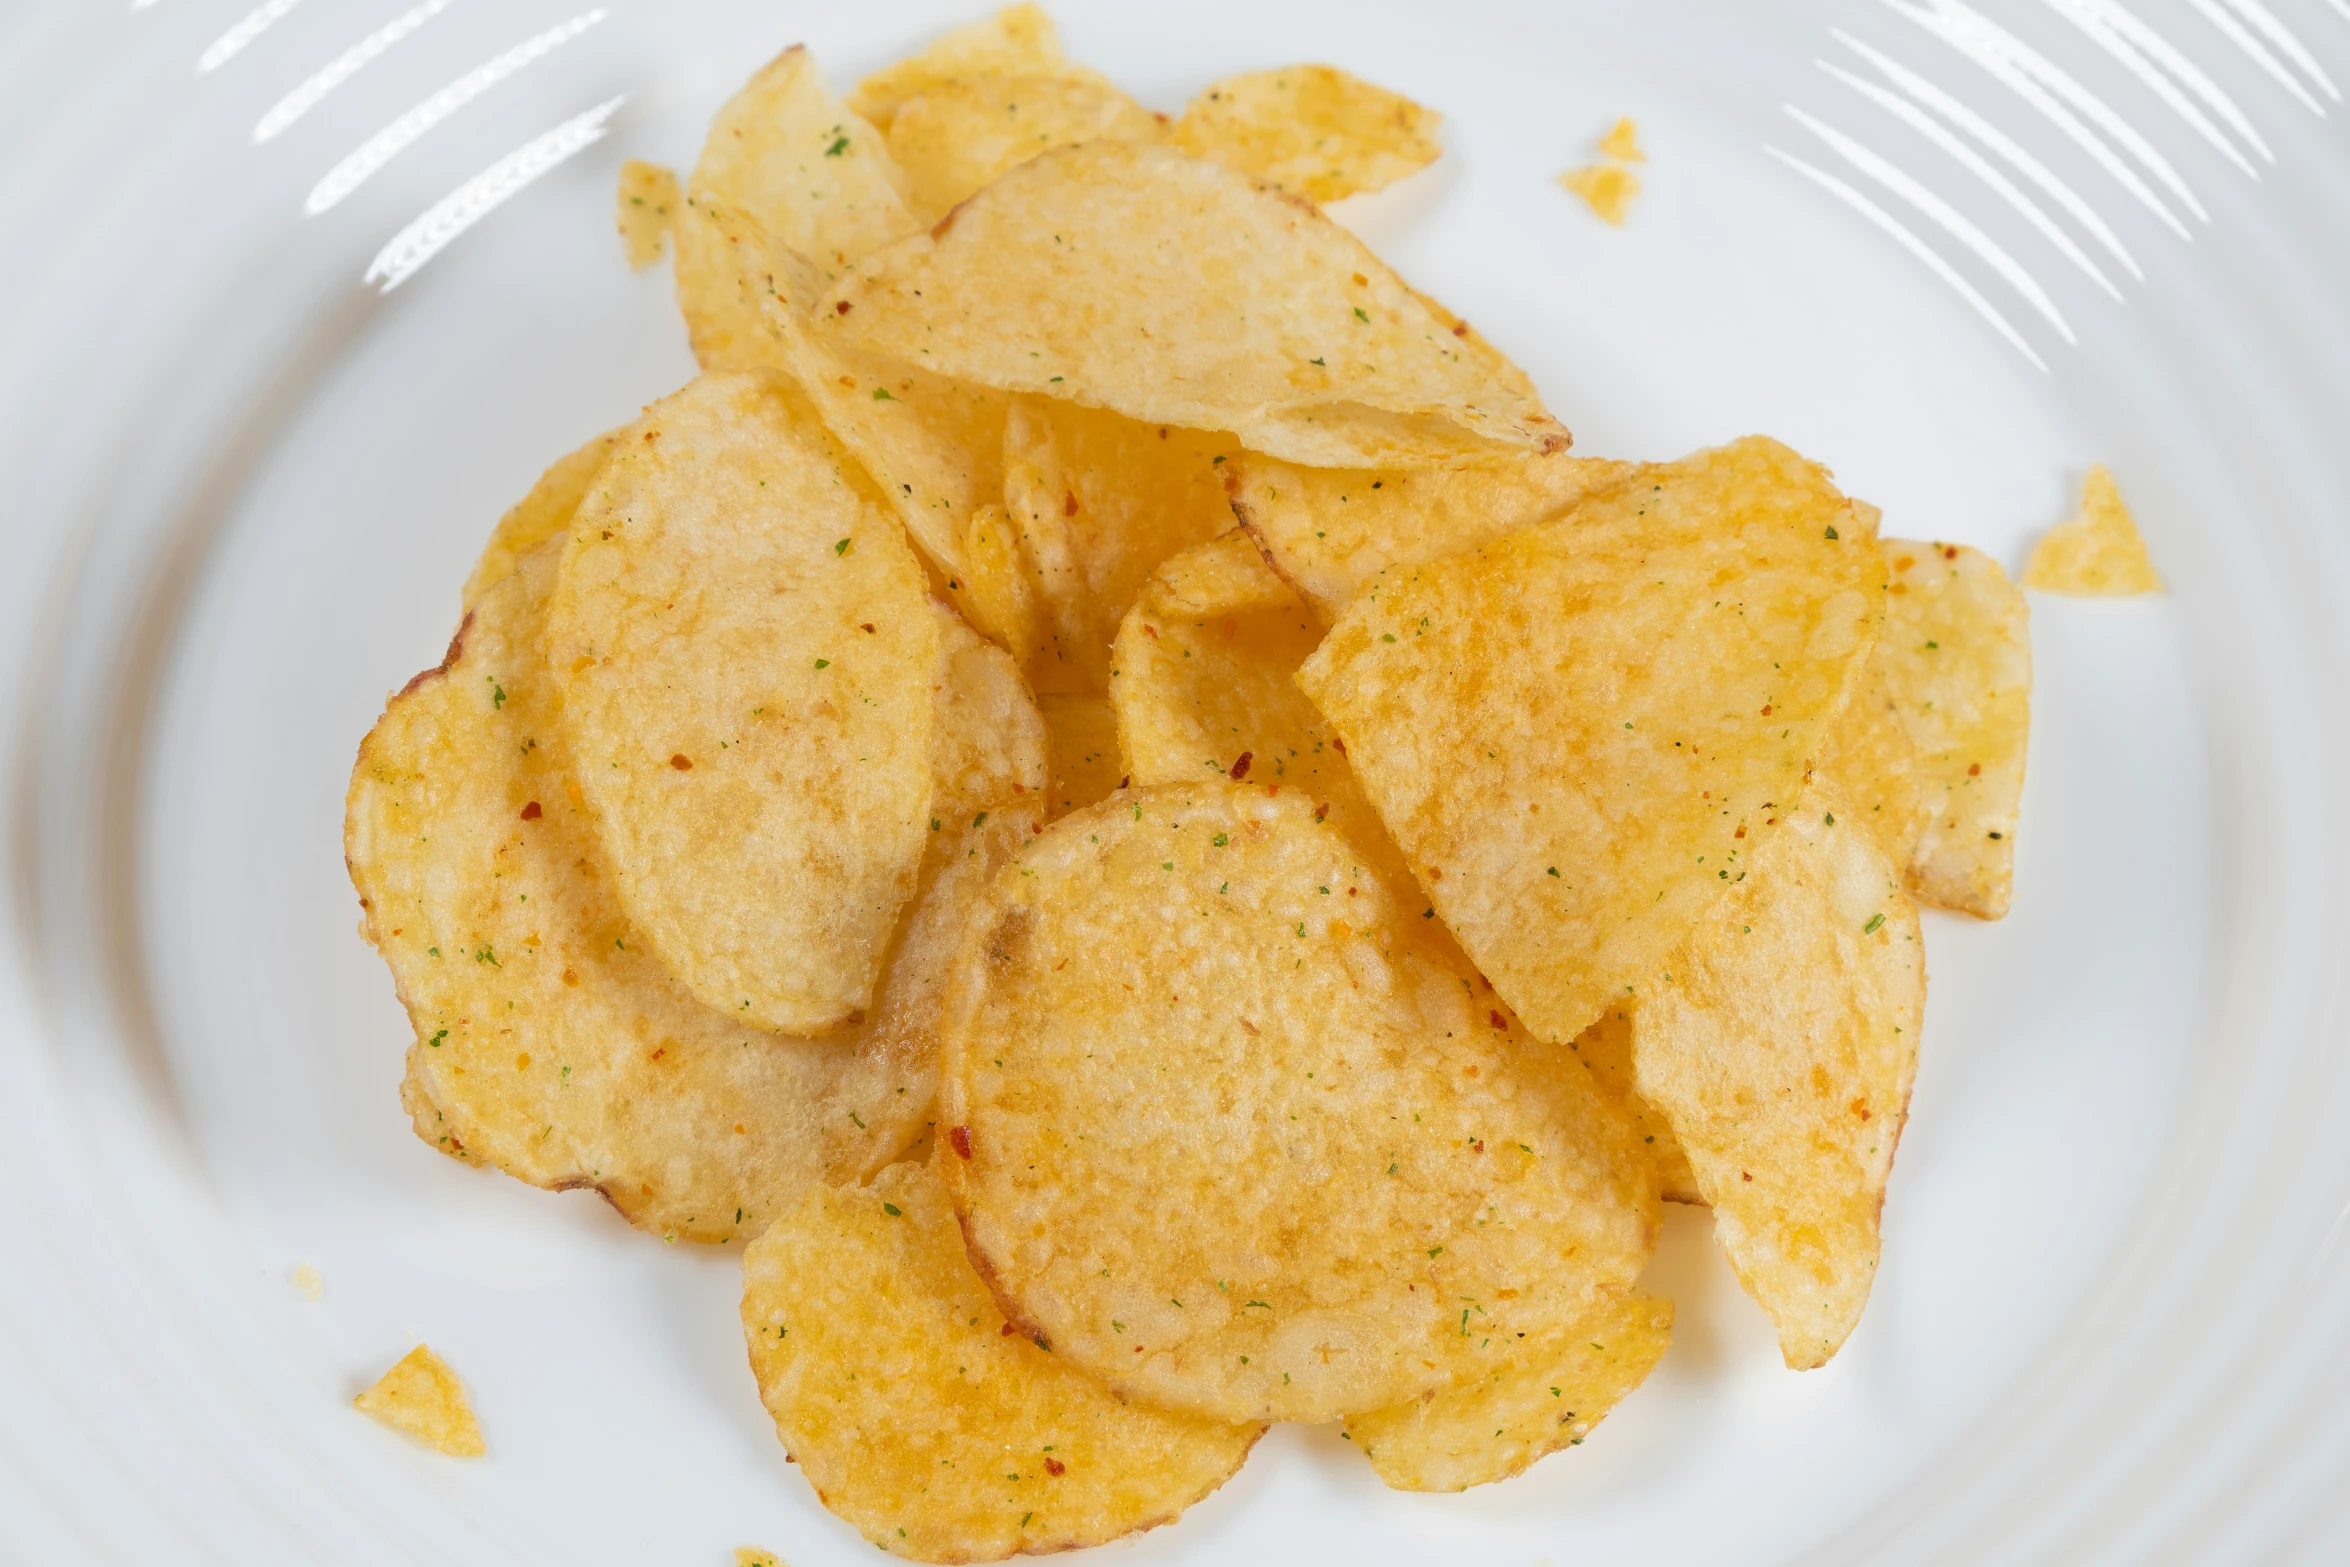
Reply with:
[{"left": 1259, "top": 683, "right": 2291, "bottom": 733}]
[{"left": 1638, "top": 1201, "right": 1735, "bottom": 1377}]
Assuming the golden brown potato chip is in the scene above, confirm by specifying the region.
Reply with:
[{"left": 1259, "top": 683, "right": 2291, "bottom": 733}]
[
  {"left": 616, "top": 158, "right": 680, "bottom": 270},
  {"left": 1560, "top": 163, "right": 1638, "bottom": 225},
  {"left": 355, "top": 1345, "right": 484, "bottom": 1457},
  {"left": 958, "top": 502, "right": 1049, "bottom": 668},
  {"left": 819, "top": 140, "right": 1568, "bottom": 469},
  {"left": 1040, "top": 692, "right": 1124, "bottom": 819},
  {"left": 888, "top": 75, "right": 1164, "bottom": 223},
  {"left": 1171, "top": 64, "right": 1441, "bottom": 203},
  {"left": 1635, "top": 790, "right": 1923, "bottom": 1369},
  {"left": 847, "top": 4, "right": 1084, "bottom": 132},
  {"left": 2023, "top": 464, "right": 2163, "bottom": 595},
  {"left": 348, "top": 548, "right": 1020, "bottom": 1238},
  {"left": 1001, "top": 397, "right": 1236, "bottom": 689},
  {"left": 1345, "top": 1289, "right": 1672, "bottom": 1491},
  {"left": 461, "top": 426, "right": 626, "bottom": 609},
  {"left": 1870, "top": 539, "right": 2031, "bottom": 918},
  {"left": 1568, "top": 1008, "right": 1698, "bottom": 1204},
  {"left": 926, "top": 601, "right": 1049, "bottom": 825},
  {"left": 1227, "top": 449, "right": 1634, "bottom": 620},
  {"left": 941, "top": 782, "right": 1660, "bottom": 1424},
  {"left": 743, "top": 1160, "right": 1261, "bottom": 1563},
  {"left": 549, "top": 374, "right": 938, "bottom": 1035},
  {"left": 1297, "top": 437, "right": 1880, "bottom": 1047}
]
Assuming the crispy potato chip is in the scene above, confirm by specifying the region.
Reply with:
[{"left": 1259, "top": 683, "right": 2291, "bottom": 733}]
[
  {"left": 744, "top": 1160, "right": 1261, "bottom": 1562},
  {"left": 847, "top": 4, "right": 1084, "bottom": 132},
  {"left": 1345, "top": 1289, "right": 1671, "bottom": 1491},
  {"left": 735, "top": 1550, "right": 782, "bottom": 1567},
  {"left": 1172, "top": 64, "right": 1441, "bottom": 203},
  {"left": 2023, "top": 462, "right": 2163, "bottom": 595},
  {"left": 941, "top": 782, "right": 1660, "bottom": 1424},
  {"left": 461, "top": 426, "right": 626, "bottom": 609},
  {"left": 958, "top": 502, "right": 1049, "bottom": 668},
  {"left": 1297, "top": 437, "right": 1880, "bottom": 1047},
  {"left": 889, "top": 75, "right": 1164, "bottom": 223},
  {"left": 1560, "top": 162, "right": 1639, "bottom": 225},
  {"left": 550, "top": 374, "right": 937, "bottom": 1034},
  {"left": 1635, "top": 790, "right": 1923, "bottom": 1368},
  {"left": 1041, "top": 692, "right": 1124, "bottom": 819},
  {"left": 1869, "top": 540, "right": 2031, "bottom": 918},
  {"left": 1599, "top": 116, "right": 1645, "bottom": 163},
  {"left": 927, "top": 601, "right": 1049, "bottom": 823},
  {"left": 1568, "top": 1007, "right": 1698, "bottom": 1203},
  {"left": 819, "top": 140, "right": 1568, "bottom": 469},
  {"left": 617, "top": 158, "right": 680, "bottom": 270},
  {"left": 1001, "top": 397, "right": 1236, "bottom": 689},
  {"left": 349, "top": 548, "right": 1019, "bottom": 1238},
  {"left": 354, "top": 1345, "right": 484, "bottom": 1457},
  {"left": 1228, "top": 449, "right": 1634, "bottom": 620}
]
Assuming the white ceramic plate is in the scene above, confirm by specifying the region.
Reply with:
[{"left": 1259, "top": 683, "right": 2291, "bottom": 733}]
[{"left": 5, "top": 1, "right": 2349, "bottom": 1562}]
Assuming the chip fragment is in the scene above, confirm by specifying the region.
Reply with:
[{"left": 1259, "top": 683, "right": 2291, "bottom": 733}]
[
  {"left": 942, "top": 782, "right": 1660, "bottom": 1424},
  {"left": 1227, "top": 449, "right": 1634, "bottom": 620},
  {"left": 1634, "top": 790, "right": 1923, "bottom": 1369},
  {"left": 744, "top": 1160, "right": 1261, "bottom": 1563},
  {"left": 1560, "top": 162, "right": 1639, "bottom": 225},
  {"left": 819, "top": 139, "right": 1568, "bottom": 468},
  {"left": 1297, "top": 437, "right": 1880, "bottom": 1047},
  {"left": 1598, "top": 116, "right": 1645, "bottom": 163},
  {"left": 735, "top": 1550, "right": 783, "bottom": 1567},
  {"left": 617, "top": 158, "right": 681, "bottom": 270},
  {"left": 1041, "top": 692, "right": 1124, "bottom": 819},
  {"left": 550, "top": 373, "right": 938, "bottom": 1035},
  {"left": 354, "top": 1345, "right": 484, "bottom": 1457},
  {"left": 461, "top": 426, "right": 626, "bottom": 609},
  {"left": 2023, "top": 463, "right": 2163, "bottom": 595},
  {"left": 1171, "top": 64, "right": 1441, "bottom": 203},
  {"left": 847, "top": 4, "right": 1085, "bottom": 132},
  {"left": 1345, "top": 1289, "right": 1672, "bottom": 1491},
  {"left": 889, "top": 75, "right": 1164, "bottom": 223}
]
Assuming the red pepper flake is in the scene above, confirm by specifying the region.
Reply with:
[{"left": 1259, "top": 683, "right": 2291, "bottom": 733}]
[
  {"left": 670, "top": 754, "right": 693, "bottom": 771},
  {"left": 1313, "top": 802, "right": 1329, "bottom": 822},
  {"left": 1044, "top": 1457, "right": 1066, "bottom": 1476},
  {"left": 520, "top": 801, "right": 542, "bottom": 820},
  {"left": 1968, "top": 762, "right": 1982, "bottom": 776},
  {"left": 1228, "top": 751, "right": 1253, "bottom": 780},
  {"left": 1330, "top": 736, "right": 1346, "bottom": 755},
  {"left": 834, "top": 300, "right": 852, "bottom": 315},
  {"left": 1943, "top": 545, "right": 1959, "bottom": 559},
  {"left": 1063, "top": 491, "right": 1080, "bottom": 518},
  {"left": 1488, "top": 1011, "right": 1508, "bottom": 1031},
  {"left": 1741, "top": 1171, "right": 1754, "bottom": 1182},
  {"left": 1760, "top": 704, "right": 1773, "bottom": 717},
  {"left": 1733, "top": 825, "right": 1746, "bottom": 839},
  {"left": 1452, "top": 321, "right": 1469, "bottom": 337},
  {"left": 1000, "top": 1321, "right": 1018, "bottom": 1336},
  {"left": 650, "top": 1046, "right": 667, "bottom": 1062},
  {"left": 950, "top": 1125, "right": 974, "bottom": 1160},
  {"left": 1265, "top": 784, "right": 1280, "bottom": 797}
]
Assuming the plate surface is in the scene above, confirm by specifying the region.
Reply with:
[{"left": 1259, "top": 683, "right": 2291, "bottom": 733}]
[{"left": 4, "top": 2, "right": 2349, "bottom": 1562}]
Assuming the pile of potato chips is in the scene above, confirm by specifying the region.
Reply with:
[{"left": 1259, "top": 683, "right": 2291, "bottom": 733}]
[{"left": 345, "top": 7, "right": 2035, "bottom": 1559}]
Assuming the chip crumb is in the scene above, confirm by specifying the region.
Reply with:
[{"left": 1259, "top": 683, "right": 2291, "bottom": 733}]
[
  {"left": 616, "top": 159, "right": 681, "bottom": 271},
  {"left": 291, "top": 1263, "right": 324, "bottom": 1302},
  {"left": 1559, "top": 162, "right": 1639, "bottom": 226},
  {"left": 353, "top": 1345, "right": 485, "bottom": 1457},
  {"left": 734, "top": 1549, "right": 784, "bottom": 1567},
  {"left": 2022, "top": 464, "right": 2164, "bottom": 596},
  {"left": 1598, "top": 116, "right": 1645, "bottom": 163}
]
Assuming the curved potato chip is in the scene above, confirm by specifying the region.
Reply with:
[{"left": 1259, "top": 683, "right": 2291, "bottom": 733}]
[
  {"left": 889, "top": 75, "right": 1165, "bottom": 223},
  {"left": 1345, "top": 1289, "right": 1671, "bottom": 1491},
  {"left": 2023, "top": 464, "right": 2162, "bottom": 595},
  {"left": 1228, "top": 449, "right": 1633, "bottom": 620},
  {"left": 1635, "top": 789, "right": 1924, "bottom": 1369},
  {"left": 551, "top": 373, "right": 937, "bottom": 1036},
  {"left": 354, "top": 1345, "right": 484, "bottom": 1457},
  {"left": 847, "top": 4, "right": 1090, "bottom": 132},
  {"left": 958, "top": 502, "right": 1049, "bottom": 668},
  {"left": 1001, "top": 397, "right": 1236, "bottom": 689},
  {"left": 1297, "top": 437, "right": 1880, "bottom": 1046},
  {"left": 925, "top": 601, "right": 1049, "bottom": 825},
  {"left": 461, "top": 427, "right": 625, "bottom": 609},
  {"left": 1040, "top": 692, "right": 1124, "bottom": 820},
  {"left": 941, "top": 782, "right": 1660, "bottom": 1424},
  {"left": 1568, "top": 1007, "right": 1698, "bottom": 1203},
  {"left": 1872, "top": 540, "right": 2030, "bottom": 918},
  {"left": 1172, "top": 64, "right": 1441, "bottom": 203},
  {"left": 743, "top": 1160, "right": 1261, "bottom": 1562},
  {"left": 818, "top": 140, "right": 1567, "bottom": 469}
]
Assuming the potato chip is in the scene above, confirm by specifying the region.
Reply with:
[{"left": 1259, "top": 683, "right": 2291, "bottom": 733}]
[
  {"left": 1598, "top": 117, "right": 1645, "bottom": 163},
  {"left": 1873, "top": 539, "right": 2030, "bottom": 918},
  {"left": 616, "top": 158, "right": 680, "bottom": 270},
  {"left": 941, "top": 782, "right": 1660, "bottom": 1424},
  {"left": 1040, "top": 692, "right": 1124, "bottom": 819},
  {"left": 1000, "top": 397, "right": 1236, "bottom": 689},
  {"left": 958, "top": 502, "right": 1049, "bottom": 669},
  {"left": 1296, "top": 437, "right": 1880, "bottom": 1047},
  {"left": 692, "top": 200, "right": 1009, "bottom": 587},
  {"left": 1635, "top": 790, "right": 1923, "bottom": 1369},
  {"left": 735, "top": 1550, "right": 782, "bottom": 1567},
  {"left": 353, "top": 1345, "right": 484, "bottom": 1457},
  {"left": 548, "top": 374, "right": 938, "bottom": 1035},
  {"left": 1345, "top": 1289, "right": 1671, "bottom": 1491},
  {"left": 461, "top": 426, "right": 626, "bottom": 609},
  {"left": 743, "top": 1160, "right": 1261, "bottom": 1562},
  {"left": 1819, "top": 628, "right": 1929, "bottom": 876},
  {"left": 847, "top": 4, "right": 1085, "bottom": 132},
  {"left": 1171, "top": 65, "right": 1441, "bottom": 203},
  {"left": 2023, "top": 462, "right": 2163, "bottom": 595},
  {"left": 818, "top": 140, "right": 1569, "bottom": 469},
  {"left": 1567, "top": 1007, "right": 1698, "bottom": 1203},
  {"left": 1227, "top": 449, "right": 1634, "bottom": 620},
  {"left": 888, "top": 75, "right": 1164, "bottom": 223},
  {"left": 926, "top": 601, "right": 1049, "bottom": 823},
  {"left": 1560, "top": 162, "right": 1639, "bottom": 225},
  {"left": 349, "top": 548, "right": 1012, "bottom": 1238}
]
